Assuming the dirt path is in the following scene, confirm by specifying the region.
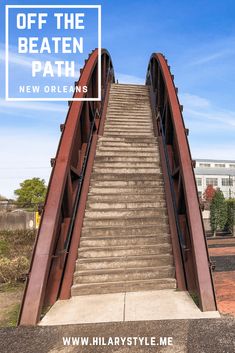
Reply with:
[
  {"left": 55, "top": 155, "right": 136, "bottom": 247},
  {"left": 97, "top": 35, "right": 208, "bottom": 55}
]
[{"left": 0, "top": 285, "right": 24, "bottom": 327}]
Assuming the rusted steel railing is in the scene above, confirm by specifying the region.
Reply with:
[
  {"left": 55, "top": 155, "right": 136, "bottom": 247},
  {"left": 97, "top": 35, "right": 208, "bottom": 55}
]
[
  {"left": 146, "top": 53, "right": 217, "bottom": 311},
  {"left": 19, "top": 49, "right": 114, "bottom": 325}
]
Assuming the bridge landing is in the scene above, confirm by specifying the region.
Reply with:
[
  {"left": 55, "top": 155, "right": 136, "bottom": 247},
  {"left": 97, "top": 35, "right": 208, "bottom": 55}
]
[{"left": 39, "top": 289, "right": 219, "bottom": 326}]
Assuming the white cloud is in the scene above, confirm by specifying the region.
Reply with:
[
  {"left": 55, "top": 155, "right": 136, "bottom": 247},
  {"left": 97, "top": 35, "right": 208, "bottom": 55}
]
[
  {"left": 192, "top": 144, "right": 235, "bottom": 160},
  {"left": 180, "top": 93, "right": 210, "bottom": 109},
  {"left": 0, "top": 128, "right": 60, "bottom": 199},
  {"left": 0, "top": 98, "right": 67, "bottom": 114},
  {"left": 0, "top": 46, "right": 81, "bottom": 78},
  {"left": 116, "top": 72, "right": 144, "bottom": 84},
  {"left": 179, "top": 92, "right": 235, "bottom": 159},
  {"left": 180, "top": 93, "right": 235, "bottom": 129},
  {"left": 189, "top": 50, "right": 234, "bottom": 66}
]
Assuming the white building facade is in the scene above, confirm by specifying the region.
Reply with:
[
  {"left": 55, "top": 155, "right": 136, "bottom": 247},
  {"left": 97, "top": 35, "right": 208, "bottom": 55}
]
[{"left": 194, "top": 159, "right": 235, "bottom": 199}]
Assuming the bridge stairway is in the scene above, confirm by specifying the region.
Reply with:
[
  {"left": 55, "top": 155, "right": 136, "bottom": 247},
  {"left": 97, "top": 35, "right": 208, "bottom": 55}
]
[{"left": 71, "top": 83, "right": 176, "bottom": 295}]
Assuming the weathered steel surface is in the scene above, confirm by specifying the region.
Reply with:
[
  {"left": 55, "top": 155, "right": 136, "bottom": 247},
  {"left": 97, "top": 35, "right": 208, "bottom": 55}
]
[
  {"left": 146, "top": 53, "right": 217, "bottom": 311},
  {"left": 19, "top": 49, "right": 114, "bottom": 325}
]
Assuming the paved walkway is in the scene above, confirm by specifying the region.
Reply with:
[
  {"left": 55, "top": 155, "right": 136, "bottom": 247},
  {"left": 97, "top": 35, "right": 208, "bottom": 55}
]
[
  {"left": 40, "top": 289, "right": 219, "bottom": 326},
  {"left": 207, "top": 236, "right": 235, "bottom": 316},
  {"left": 1, "top": 318, "right": 234, "bottom": 353}
]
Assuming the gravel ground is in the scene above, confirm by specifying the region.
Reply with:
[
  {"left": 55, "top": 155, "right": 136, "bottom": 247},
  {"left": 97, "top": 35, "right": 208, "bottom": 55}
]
[{"left": 0, "top": 318, "right": 234, "bottom": 353}]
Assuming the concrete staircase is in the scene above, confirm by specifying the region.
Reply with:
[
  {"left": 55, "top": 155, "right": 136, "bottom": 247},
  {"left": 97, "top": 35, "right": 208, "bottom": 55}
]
[{"left": 71, "top": 83, "right": 176, "bottom": 296}]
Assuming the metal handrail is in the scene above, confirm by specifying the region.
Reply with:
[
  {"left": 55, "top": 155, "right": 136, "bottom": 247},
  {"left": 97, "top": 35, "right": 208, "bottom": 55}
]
[
  {"left": 146, "top": 53, "right": 217, "bottom": 311},
  {"left": 157, "top": 112, "right": 186, "bottom": 253},
  {"left": 147, "top": 71, "right": 186, "bottom": 253},
  {"left": 64, "top": 66, "right": 114, "bottom": 253}
]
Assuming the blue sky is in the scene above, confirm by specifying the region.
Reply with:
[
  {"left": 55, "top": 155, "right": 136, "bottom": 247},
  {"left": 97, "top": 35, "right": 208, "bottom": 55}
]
[{"left": 0, "top": 0, "right": 235, "bottom": 198}]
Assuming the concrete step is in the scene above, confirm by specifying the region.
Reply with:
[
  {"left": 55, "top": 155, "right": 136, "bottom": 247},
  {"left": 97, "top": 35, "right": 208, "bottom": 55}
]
[
  {"left": 110, "top": 93, "right": 148, "bottom": 97},
  {"left": 107, "top": 111, "right": 151, "bottom": 115},
  {"left": 110, "top": 90, "right": 148, "bottom": 94},
  {"left": 107, "top": 104, "right": 149, "bottom": 108},
  {"left": 104, "top": 128, "right": 153, "bottom": 133},
  {"left": 86, "top": 201, "right": 166, "bottom": 210},
  {"left": 88, "top": 191, "right": 165, "bottom": 200},
  {"left": 106, "top": 111, "right": 151, "bottom": 115},
  {"left": 89, "top": 180, "right": 164, "bottom": 187},
  {"left": 95, "top": 156, "right": 159, "bottom": 162},
  {"left": 108, "top": 99, "right": 149, "bottom": 103},
  {"left": 108, "top": 101, "right": 150, "bottom": 105},
  {"left": 71, "top": 278, "right": 176, "bottom": 296},
  {"left": 109, "top": 92, "right": 148, "bottom": 96},
  {"left": 111, "top": 83, "right": 147, "bottom": 87},
  {"left": 104, "top": 126, "right": 153, "bottom": 136},
  {"left": 81, "top": 224, "right": 170, "bottom": 238},
  {"left": 83, "top": 216, "right": 169, "bottom": 228},
  {"left": 105, "top": 117, "right": 151, "bottom": 121},
  {"left": 109, "top": 94, "right": 148, "bottom": 98},
  {"left": 78, "top": 243, "right": 172, "bottom": 259},
  {"left": 107, "top": 106, "right": 150, "bottom": 110},
  {"left": 88, "top": 189, "right": 165, "bottom": 199},
  {"left": 104, "top": 124, "right": 153, "bottom": 129},
  {"left": 105, "top": 119, "right": 152, "bottom": 124},
  {"left": 97, "top": 146, "right": 157, "bottom": 152},
  {"left": 109, "top": 93, "right": 149, "bottom": 98},
  {"left": 106, "top": 119, "right": 152, "bottom": 124},
  {"left": 94, "top": 162, "right": 160, "bottom": 169},
  {"left": 89, "top": 188, "right": 165, "bottom": 195},
  {"left": 76, "top": 253, "right": 173, "bottom": 271},
  {"left": 110, "top": 87, "right": 148, "bottom": 92},
  {"left": 103, "top": 132, "right": 153, "bottom": 137},
  {"left": 110, "top": 87, "right": 147, "bottom": 90},
  {"left": 95, "top": 151, "right": 160, "bottom": 157},
  {"left": 92, "top": 168, "right": 161, "bottom": 175},
  {"left": 104, "top": 125, "right": 153, "bottom": 130},
  {"left": 107, "top": 105, "right": 150, "bottom": 110},
  {"left": 109, "top": 89, "right": 148, "bottom": 93},
  {"left": 80, "top": 234, "right": 171, "bottom": 247},
  {"left": 106, "top": 115, "right": 152, "bottom": 120},
  {"left": 107, "top": 110, "right": 152, "bottom": 115},
  {"left": 73, "top": 266, "right": 175, "bottom": 284},
  {"left": 84, "top": 208, "right": 167, "bottom": 219},
  {"left": 90, "top": 174, "right": 163, "bottom": 181},
  {"left": 98, "top": 136, "right": 157, "bottom": 143},
  {"left": 87, "top": 194, "right": 165, "bottom": 203}
]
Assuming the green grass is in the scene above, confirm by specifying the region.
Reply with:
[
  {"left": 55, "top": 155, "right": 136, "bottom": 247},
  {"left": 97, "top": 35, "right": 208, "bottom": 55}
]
[
  {"left": 0, "top": 240, "right": 9, "bottom": 256},
  {"left": 0, "top": 283, "right": 24, "bottom": 327},
  {"left": 190, "top": 291, "right": 200, "bottom": 307},
  {"left": 0, "top": 282, "right": 24, "bottom": 293},
  {"left": 0, "top": 303, "right": 21, "bottom": 327},
  {"left": 4, "top": 303, "right": 20, "bottom": 327}
]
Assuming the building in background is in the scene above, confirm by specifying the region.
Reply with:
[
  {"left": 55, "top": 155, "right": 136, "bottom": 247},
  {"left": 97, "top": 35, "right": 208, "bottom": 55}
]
[{"left": 194, "top": 159, "right": 235, "bottom": 199}]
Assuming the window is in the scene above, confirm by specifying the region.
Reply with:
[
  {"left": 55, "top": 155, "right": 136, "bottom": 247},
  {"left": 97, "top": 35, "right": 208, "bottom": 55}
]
[
  {"left": 199, "top": 163, "right": 211, "bottom": 167},
  {"left": 222, "top": 178, "right": 233, "bottom": 186},
  {"left": 215, "top": 163, "right": 225, "bottom": 168},
  {"left": 198, "top": 191, "right": 202, "bottom": 198},
  {"left": 206, "top": 178, "right": 218, "bottom": 186},
  {"left": 196, "top": 178, "right": 202, "bottom": 186},
  {"left": 229, "top": 164, "right": 235, "bottom": 168}
]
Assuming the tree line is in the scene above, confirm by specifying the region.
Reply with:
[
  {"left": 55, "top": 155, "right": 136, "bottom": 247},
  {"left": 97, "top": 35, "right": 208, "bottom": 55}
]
[{"left": 202, "top": 185, "right": 235, "bottom": 237}]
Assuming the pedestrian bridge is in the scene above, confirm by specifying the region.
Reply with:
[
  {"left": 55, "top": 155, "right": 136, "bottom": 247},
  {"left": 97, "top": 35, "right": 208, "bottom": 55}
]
[{"left": 18, "top": 49, "right": 217, "bottom": 325}]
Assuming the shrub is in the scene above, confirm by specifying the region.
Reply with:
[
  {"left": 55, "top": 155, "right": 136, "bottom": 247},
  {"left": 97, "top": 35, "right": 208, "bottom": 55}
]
[
  {"left": 0, "top": 256, "right": 29, "bottom": 283},
  {"left": 225, "top": 199, "right": 235, "bottom": 235},
  {"left": 210, "top": 189, "right": 227, "bottom": 236}
]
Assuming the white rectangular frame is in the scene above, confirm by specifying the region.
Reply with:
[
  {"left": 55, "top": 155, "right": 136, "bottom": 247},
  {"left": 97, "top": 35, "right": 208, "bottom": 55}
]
[{"left": 5, "top": 5, "right": 101, "bottom": 101}]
